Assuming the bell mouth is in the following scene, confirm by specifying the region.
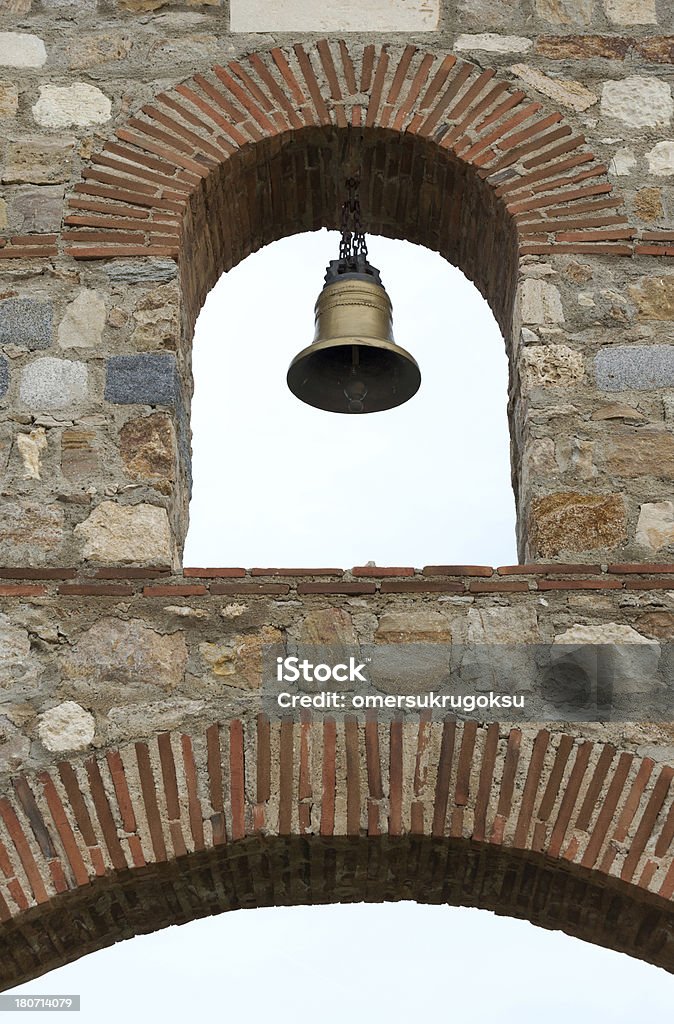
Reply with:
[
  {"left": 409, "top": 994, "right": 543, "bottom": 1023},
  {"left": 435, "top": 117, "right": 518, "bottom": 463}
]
[{"left": 287, "top": 337, "right": 421, "bottom": 414}]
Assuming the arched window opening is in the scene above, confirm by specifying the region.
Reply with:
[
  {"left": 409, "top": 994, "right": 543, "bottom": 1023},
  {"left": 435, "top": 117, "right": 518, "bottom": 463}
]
[{"left": 184, "top": 232, "right": 516, "bottom": 569}]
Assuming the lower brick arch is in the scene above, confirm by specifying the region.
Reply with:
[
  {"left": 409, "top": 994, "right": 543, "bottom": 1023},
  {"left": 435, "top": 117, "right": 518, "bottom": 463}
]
[{"left": 1, "top": 719, "right": 674, "bottom": 987}]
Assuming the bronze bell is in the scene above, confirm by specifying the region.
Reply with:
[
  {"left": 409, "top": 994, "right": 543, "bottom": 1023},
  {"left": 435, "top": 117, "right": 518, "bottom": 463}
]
[{"left": 287, "top": 257, "right": 421, "bottom": 414}]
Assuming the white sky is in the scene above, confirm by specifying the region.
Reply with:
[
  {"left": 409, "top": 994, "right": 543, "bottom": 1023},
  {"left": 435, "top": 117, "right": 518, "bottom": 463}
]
[
  {"left": 10, "top": 235, "right": 674, "bottom": 1017},
  {"left": 184, "top": 231, "right": 517, "bottom": 570}
]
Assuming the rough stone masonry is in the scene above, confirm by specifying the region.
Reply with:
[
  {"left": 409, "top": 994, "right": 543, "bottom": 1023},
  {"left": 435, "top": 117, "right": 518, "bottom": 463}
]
[{"left": 0, "top": 0, "right": 674, "bottom": 990}]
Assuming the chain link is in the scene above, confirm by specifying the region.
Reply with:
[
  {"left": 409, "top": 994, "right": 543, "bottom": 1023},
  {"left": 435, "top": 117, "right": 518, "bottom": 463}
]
[{"left": 339, "top": 177, "right": 368, "bottom": 265}]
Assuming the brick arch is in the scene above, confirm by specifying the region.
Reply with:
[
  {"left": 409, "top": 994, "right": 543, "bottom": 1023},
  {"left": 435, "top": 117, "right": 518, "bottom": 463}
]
[
  {"left": 61, "top": 40, "right": 637, "bottom": 339},
  {"left": 1, "top": 718, "right": 674, "bottom": 988}
]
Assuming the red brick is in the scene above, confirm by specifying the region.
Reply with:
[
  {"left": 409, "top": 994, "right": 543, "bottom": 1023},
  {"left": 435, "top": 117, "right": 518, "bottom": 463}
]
[
  {"left": 249, "top": 567, "right": 342, "bottom": 576},
  {"left": 183, "top": 567, "right": 246, "bottom": 577},
  {"left": 351, "top": 566, "right": 415, "bottom": 577},
  {"left": 0, "top": 584, "right": 47, "bottom": 596},
  {"left": 469, "top": 581, "right": 529, "bottom": 593},
  {"left": 423, "top": 565, "right": 493, "bottom": 576},
  {"left": 536, "top": 579, "right": 622, "bottom": 591},
  {"left": 497, "top": 563, "right": 603, "bottom": 575},
  {"left": 0, "top": 568, "right": 76, "bottom": 579},
  {"left": 0, "top": 247, "right": 57, "bottom": 259},
  {"left": 608, "top": 563, "right": 674, "bottom": 574},
  {"left": 297, "top": 582, "right": 377, "bottom": 595},
  {"left": 143, "top": 585, "right": 208, "bottom": 597},
  {"left": 624, "top": 579, "right": 674, "bottom": 590},
  {"left": 380, "top": 580, "right": 465, "bottom": 593},
  {"left": 94, "top": 567, "right": 170, "bottom": 578},
  {"left": 210, "top": 583, "right": 290, "bottom": 595},
  {"left": 58, "top": 584, "right": 135, "bottom": 597}
]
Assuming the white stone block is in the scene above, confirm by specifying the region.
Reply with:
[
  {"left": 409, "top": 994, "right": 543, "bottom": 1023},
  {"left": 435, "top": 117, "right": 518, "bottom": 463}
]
[
  {"left": 636, "top": 502, "right": 674, "bottom": 551},
  {"left": 38, "top": 701, "right": 95, "bottom": 752},
  {"left": 609, "top": 147, "right": 637, "bottom": 176},
  {"left": 20, "top": 357, "right": 88, "bottom": 411},
  {"left": 455, "top": 34, "right": 532, "bottom": 53},
  {"left": 603, "top": 0, "right": 656, "bottom": 24},
  {"left": 0, "top": 33, "right": 46, "bottom": 68},
  {"left": 74, "top": 501, "right": 173, "bottom": 565},
  {"left": 230, "top": 0, "right": 439, "bottom": 31},
  {"left": 519, "top": 279, "right": 565, "bottom": 324},
  {"left": 58, "top": 289, "right": 106, "bottom": 348},
  {"left": 647, "top": 141, "right": 674, "bottom": 177},
  {"left": 32, "top": 83, "right": 111, "bottom": 128},
  {"left": 601, "top": 77, "right": 673, "bottom": 128}
]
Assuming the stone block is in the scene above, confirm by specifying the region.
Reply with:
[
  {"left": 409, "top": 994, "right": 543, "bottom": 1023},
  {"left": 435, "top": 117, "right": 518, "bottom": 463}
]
[
  {"left": 2, "top": 139, "right": 74, "bottom": 184},
  {"left": 535, "top": 35, "right": 631, "bottom": 59},
  {"left": 510, "top": 65, "right": 597, "bottom": 111},
  {"left": 519, "top": 278, "right": 564, "bottom": 324},
  {"left": 58, "top": 290, "right": 106, "bottom": 349},
  {"left": 604, "top": 430, "right": 674, "bottom": 478},
  {"left": 32, "top": 83, "right": 111, "bottom": 128},
  {"left": 0, "top": 502, "right": 63, "bottom": 562},
  {"left": 300, "top": 608, "right": 357, "bottom": 644},
  {"left": 16, "top": 427, "right": 47, "bottom": 480},
  {"left": 74, "top": 500, "right": 173, "bottom": 565},
  {"left": 636, "top": 502, "right": 674, "bottom": 550},
  {"left": 629, "top": 277, "right": 674, "bottom": 320},
  {"left": 0, "top": 357, "right": 7, "bottom": 400},
  {"left": 19, "top": 357, "right": 88, "bottom": 410},
  {"left": 61, "top": 617, "right": 188, "bottom": 697},
  {"left": 103, "top": 259, "right": 178, "bottom": 283},
  {"left": 601, "top": 77, "right": 673, "bottom": 128},
  {"left": 530, "top": 492, "right": 626, "bottom": 556},
  {"left": 458, "top": 0, "right": 524, "bottom": 30},
  {"left": 105, "top": 699, "right": 204, "bottom": 743},
  {"left": 0, "top": 718, "right": 30, "bottom": 774},
  {"left": 0, "top": 83, "right": 18, "bottom": 120},
  {"left": 229, "top": 0, "right": 439, "bottom": 31},
  {"left": 105, "top": 353, "right": 178, "bottom": 406},
  {"left": 595, "top": 346, "right": 674, "bottom": 390},
  {"left": 522, "top": 345, "right": 584, "bottom": 388},
  {"left": 61, "top": 428, "right": 97, "bottom": 479},
  {"left": 38, "top": 701, "right": 94, "bottom": 753},
  {"left": 0, "top": 32, "right": 46, "bottom": 68},
  {"left": 7, "top": 185, "right": 65, "bottom": 232},
  {"left": 553, "top": 622, "right": 660, "bottom": 696},
  {"left": 634, "top": 187, "right": 663, "bottom": 222},
  {"left": 534, "top": 0, "right": 592, "bottom": 24},
  {"left": 646, "top": 141, "right": 674, "bottom": 176},
  {"left": 455, "top": 35, "right": 532, "bottom": 53},
  {"left": 0, "top": 299, "right": 52, "bottom": 350},
  {"left": 467, "top": 605, "right": 539, "bottom": 643},
  {"left": 609, "top": 148, "right": 637, "bottom": 176},
  {"left": 376, "top": 610, "right": 453, "bottom": 642},
  {"left": 67, "top": 33, "right": 132, "bottom": 70},
  {"left": 603, "top": 0, "right": 656, "bottom": 23},
  {"left": 120, "top": 412, "right": 174, "bottom": 486}
]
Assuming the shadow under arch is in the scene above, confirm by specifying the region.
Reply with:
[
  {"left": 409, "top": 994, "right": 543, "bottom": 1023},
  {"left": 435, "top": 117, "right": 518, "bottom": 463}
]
[
  {"left": 0, "top": 720, "right": 673, "bottom": 987},
  {"left": 2, "top": 835, "right": 673, "bottom": 990}
]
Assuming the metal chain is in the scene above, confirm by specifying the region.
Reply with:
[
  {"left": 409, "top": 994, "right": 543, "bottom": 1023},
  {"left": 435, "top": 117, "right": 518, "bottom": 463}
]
[{"left": 339, "top": 177, "right": 368, "bottom": 264}]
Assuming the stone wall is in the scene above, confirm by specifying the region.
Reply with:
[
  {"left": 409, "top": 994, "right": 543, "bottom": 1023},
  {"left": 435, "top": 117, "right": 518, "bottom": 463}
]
[
  {"left": 0, "top": 568, "right": 674, "bottom": 985},
  {"left": 0, "top": 3, "right": 671, "bottom": 566},
  {"left": 1, "top": 0, "right": 674, "bottom": 989}
]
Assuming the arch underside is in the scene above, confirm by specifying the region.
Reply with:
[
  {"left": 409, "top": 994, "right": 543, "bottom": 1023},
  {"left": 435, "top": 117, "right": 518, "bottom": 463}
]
[
  {"left": 3, "top": 835, "right": 673, "bottom": 989},
  {"left": 1, "top": 719, "right": 674, "bottom": 987}
]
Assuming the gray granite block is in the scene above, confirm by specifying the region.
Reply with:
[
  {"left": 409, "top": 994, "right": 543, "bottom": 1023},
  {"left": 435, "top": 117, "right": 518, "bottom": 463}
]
[
  {"left": 105, "top": 353, "right": 178, "bottom": 405},
  {"left": 595, "top": 345, "right": 674, "bottom": 391}
]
